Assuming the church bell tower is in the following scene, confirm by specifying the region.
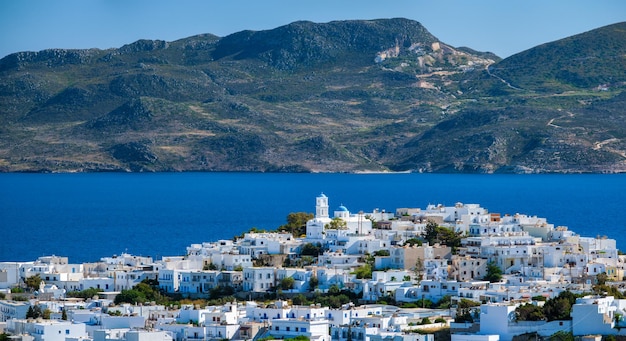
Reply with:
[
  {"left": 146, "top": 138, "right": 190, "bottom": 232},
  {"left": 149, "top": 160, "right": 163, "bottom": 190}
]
[{"left": 316, "top": 193, "right": 329, "bottom": 219}]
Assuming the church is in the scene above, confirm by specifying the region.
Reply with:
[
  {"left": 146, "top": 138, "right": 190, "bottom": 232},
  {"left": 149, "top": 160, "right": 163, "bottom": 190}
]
[{"left": 304, "top": 193, "right": 373, "bottom": 243}]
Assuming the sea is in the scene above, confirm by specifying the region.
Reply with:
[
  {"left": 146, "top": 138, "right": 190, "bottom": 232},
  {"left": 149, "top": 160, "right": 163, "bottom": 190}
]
[{"left": 1, "top": 172, "right": 625, "bottom": 264}]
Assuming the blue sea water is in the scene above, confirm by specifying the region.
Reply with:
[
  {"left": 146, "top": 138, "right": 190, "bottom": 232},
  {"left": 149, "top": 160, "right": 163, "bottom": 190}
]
[{"left": 1, "top": 173, "right": 625, "bottom": 263}]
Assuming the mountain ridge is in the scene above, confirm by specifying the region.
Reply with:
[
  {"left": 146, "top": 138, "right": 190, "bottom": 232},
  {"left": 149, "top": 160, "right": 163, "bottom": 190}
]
[{"left": 1, "top": 19, "right": 625, "bottom": 173}]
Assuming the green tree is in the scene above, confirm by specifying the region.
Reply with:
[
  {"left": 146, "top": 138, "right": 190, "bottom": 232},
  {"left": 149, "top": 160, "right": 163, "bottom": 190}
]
[
  {"left": 550, "top": 331, "right": 574, "bottom": 341},
  {"left": 325, "top": 217, "right": 347, "bottom": 230},
  {"left": 0, "top": 333, "right": 10, "bottom": 341},
  {"left": 328, "top": 284, "right": 341, "bottom": 295},
  {"left": 26, "top": 305, "right": 43, "bottom": 319},
  {"left": 309, "top": 276, "right": 319, "bottom": 291},
  {"left": 515, "top": 303, "right": 545, "bottom": 321},
  {"left": 592, "top": 283, "right": 624, "bottom": 298},
  {"left": 424, "top": 220, "right": 439, "bottom": 244},
  {"left": 67, "top": 287, "right": 103, "bottom": 299},
  {"left": 373, "top": 250, "right": 390, "bottom": 257},
  {"left": 61, "top": 309, "right": 67, "bottom": 321},
  {"left": 414, "top": 258, "right": 425, "bottom": 282},
  {"left": 42, "top": 309, "right": 51, "bottom": 319},
  {"left": 203, "top": 263, "right": 218, "bottom": 270},
  {"left": 455, "top": 299, "right": 481, "bottom": 323},
  {"left": 435, "top": 295, "right": 452, "bottom": 309},
  {"left": 301, "top": 243, "right": 322, "bottom": 256},
  {"left": 209, "top": 285, "right": 235, "bottom": 300},
  {"left": 404, "top": 238, "right": 423, "bottom": 247},
  {"left": 423, "top": 220, "right": 462, "bottom": 250},
  {"left": 483, "top": 262, "right": 503, "bottom": 283},
  {"left": 26, "top": 306, "right": 35, "bottom": 319},
  {"left": 279, "top": 212, "right": 314, "bottom": 237},
  {"left": 280, "top": 277, "right": 295, "bottom": 290},
  {"left": 543, "top": 291, "right": 577, "bottom": 321},
  {"left": 354, "top": 264, "right": 372, "bottom": 279},
  {"left": 25, "top": 275, "right": 42, "bottom": 291},
  {"left": 292, "top": 294, "right": 308, "bottom": 305},
  {"left": 114, "top": 289, "right": 146, "bottom": 305},
  {"left": 596, "top": 272, "right": 608, "bottom": 285}
]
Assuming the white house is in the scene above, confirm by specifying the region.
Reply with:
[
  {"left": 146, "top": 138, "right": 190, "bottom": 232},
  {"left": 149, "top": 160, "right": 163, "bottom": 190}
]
[
  {"left": 571, "top": 295, "right": 626, "bottom": 336},
  {"left": 243, "top": 267, "right": 275, "bottom": 292},
  {"left": 178, "top": 270, "right": 221, "bottom": 294},
  {"left": 270, "top": 318, "right": 330, "bottom": 341},
  {"left": 478, "top": 303, "right": 571, "bottom": 341},
  {"left": 0, "top": 262, "right": 26, "bottom": 289},
  {"left": 6, "top": 319, "right": 88, "bottom": 341},
  {"left": 93, "top": 328, "right": 174, "bottom": 341},
  {"left": 0, "top": 300, "right": 30, "bottom": 322}
]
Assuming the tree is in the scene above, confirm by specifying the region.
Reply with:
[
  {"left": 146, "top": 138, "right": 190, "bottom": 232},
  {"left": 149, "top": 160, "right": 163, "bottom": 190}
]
[
  {"left": 292, "top": 294, "right": 308, "bottom": 305},
  {"left": 115, "top": 289, "right": 146, "bottom": 305},
  {"left": 455, "top": 298, "right": 481, "bottom": 323},
  {"left": 483, "top": 262, "right": 503, "bottom": 283},
  {"left": 423, "top": 220, "right": 462, "bottom": 250},
  {"left": 67, "top": 287, "right": 103, "bottom": 299},
  {"left": 279, "top": 212, "right": 314, "bottom": 237},
  {"left": 543, "top": 291, "right": 577, "bottom": 321},
  {"left": 515, "top": 303, "right": 545, "bottom": 321},
  {"left": 424, "top": 220, "right": 439, "bottom": 244},
  {"left": 373, "top": 250, "right": 390, "bottom": 257},
  {"left": 203, "top": 263, "right": 218, "bottom": 270},
  {"left": 325, "top": 217, "right": 347, "bottom": 230},
  {"left": 404, "top": 238, "right": 422, "bottom": 247},
  {"left": 414, "top": 258, "right": 425, "bottom": 282},
  {"left": 27, "top": 305, "right": 43, "bottom": 319},
  {"left": 280, "top": 277, "right": 295, "bottom": 290},
  {"left": 301, "top": 243, "right": 322, "bottom": 256},
  {"left": 61, "top": 309, "right": 67, "bottom": 320},
  {"left": 328, "top": 284, "right": 341, "bottom": 295},
  {"left": 25, "top": 275, "right": 42, "bottom": 291},
  {"left": 435, "top": 295, "right": 452, "bottom": 309},
  {"left": 309, "top": 276, "right": 319, "bottom": 291},
  {"left": 596, "top": 272, "right": 608, "bottom": 285},
  {"left": 354, "top": 264, "right": 372, "bottom": 279},
  {"left": 550, "top": 331, "right": 574, "bottom": 341},
  {"left": 26, "top": 306, "right": 35, "bottom": 319}
]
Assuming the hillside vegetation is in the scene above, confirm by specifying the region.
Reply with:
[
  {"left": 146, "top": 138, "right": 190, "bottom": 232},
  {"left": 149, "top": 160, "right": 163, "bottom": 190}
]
[{"left": 0, "top": 19, "right": 625, "bottom": 173}]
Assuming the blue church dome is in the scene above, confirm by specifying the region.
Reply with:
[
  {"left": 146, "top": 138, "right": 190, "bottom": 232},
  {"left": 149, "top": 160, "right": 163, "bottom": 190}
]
[{"left": 337, "top": 205, "right": 348, "bottom": 212}]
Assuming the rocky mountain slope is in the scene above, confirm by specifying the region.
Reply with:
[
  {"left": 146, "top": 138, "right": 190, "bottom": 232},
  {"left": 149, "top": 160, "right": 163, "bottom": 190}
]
[{"left": 0, "top": 19, "right": 625, "bottom": 173}]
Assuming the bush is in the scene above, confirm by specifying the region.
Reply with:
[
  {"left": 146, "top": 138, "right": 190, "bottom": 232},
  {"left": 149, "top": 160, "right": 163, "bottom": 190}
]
[{"left": 67, "top": 287, "right": 103, "bottom": 299}]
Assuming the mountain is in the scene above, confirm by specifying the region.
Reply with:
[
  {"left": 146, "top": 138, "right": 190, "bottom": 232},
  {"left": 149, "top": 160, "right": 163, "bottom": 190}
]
[{"left": 0, "top": 19, "right": 625, "bottom": 173}]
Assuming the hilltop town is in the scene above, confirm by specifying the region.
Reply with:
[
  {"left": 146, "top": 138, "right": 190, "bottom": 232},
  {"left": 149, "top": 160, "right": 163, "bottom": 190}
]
[{"left": 1, "top": 194, "right": 625, "bottom": 340}]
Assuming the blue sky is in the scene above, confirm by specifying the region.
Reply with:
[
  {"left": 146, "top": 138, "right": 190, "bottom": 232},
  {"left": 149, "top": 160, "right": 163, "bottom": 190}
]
[{"left": 0, "top": 0, "right": 624, "bottom": 59}]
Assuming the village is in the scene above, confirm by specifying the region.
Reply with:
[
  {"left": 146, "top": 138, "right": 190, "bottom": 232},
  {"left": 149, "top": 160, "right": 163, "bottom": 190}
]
[{"left": 1, "top": 193, "right": 626, "bottom": 341}]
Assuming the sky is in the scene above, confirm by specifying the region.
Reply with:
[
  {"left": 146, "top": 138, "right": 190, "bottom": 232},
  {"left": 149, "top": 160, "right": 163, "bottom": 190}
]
[{"left": 0, "top": 0, "right": 624, "bottom": 59}]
